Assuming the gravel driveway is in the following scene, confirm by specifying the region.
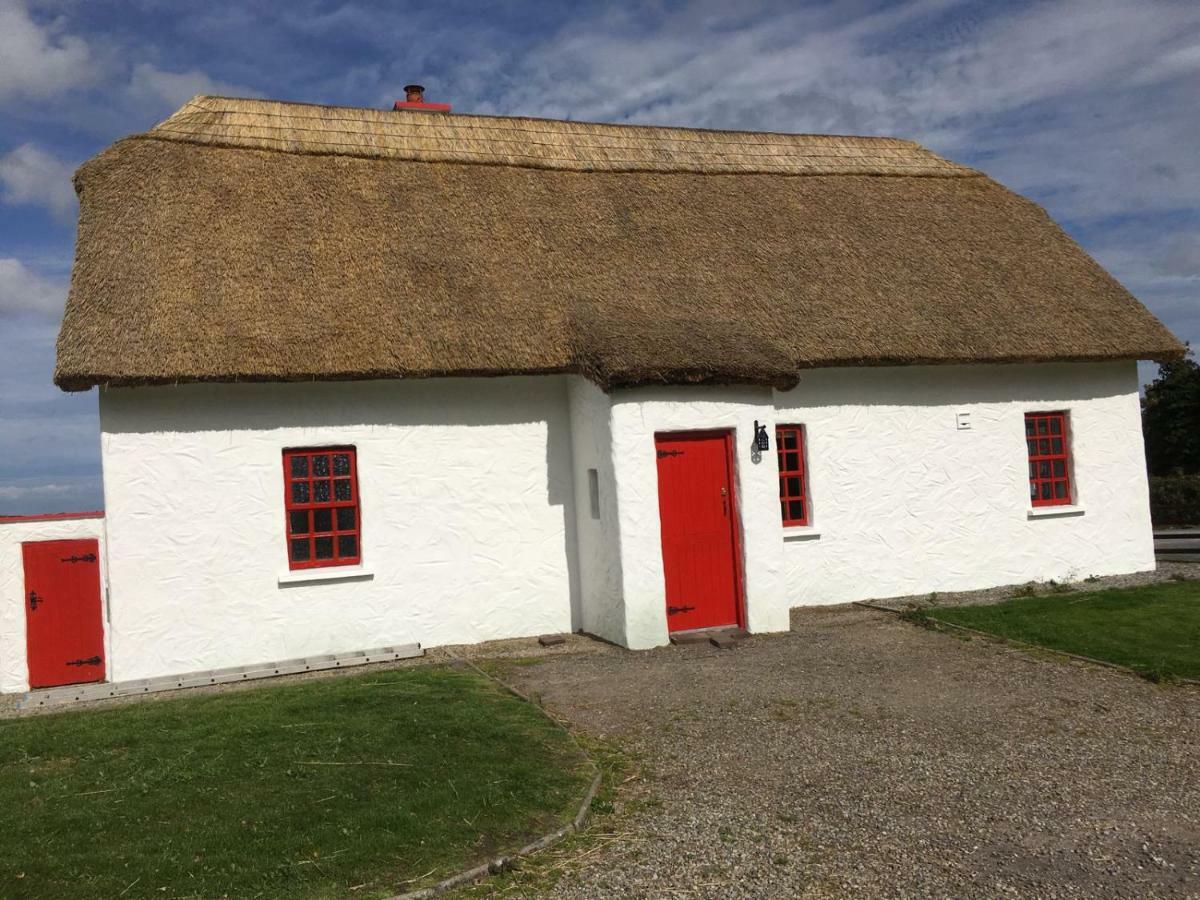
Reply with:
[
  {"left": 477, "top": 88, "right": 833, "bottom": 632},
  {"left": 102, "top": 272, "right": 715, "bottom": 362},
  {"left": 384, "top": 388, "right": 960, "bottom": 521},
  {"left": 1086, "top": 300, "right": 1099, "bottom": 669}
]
[{"left": 494, "top": 606, "right": 1200, "bottom": 898}]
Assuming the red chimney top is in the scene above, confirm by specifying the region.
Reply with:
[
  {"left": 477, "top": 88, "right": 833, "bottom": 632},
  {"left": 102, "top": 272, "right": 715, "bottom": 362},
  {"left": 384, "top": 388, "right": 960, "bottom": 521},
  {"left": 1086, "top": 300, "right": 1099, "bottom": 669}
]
[{"left": 394, "top": 84, "right": 451, "bottom": 113}]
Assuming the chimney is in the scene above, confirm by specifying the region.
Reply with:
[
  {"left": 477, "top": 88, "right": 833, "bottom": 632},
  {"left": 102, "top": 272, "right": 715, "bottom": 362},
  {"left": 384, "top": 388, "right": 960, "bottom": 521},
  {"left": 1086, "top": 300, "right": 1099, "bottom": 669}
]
[{"left": 393, "top": 83, "right": 452, "bottom": 113}]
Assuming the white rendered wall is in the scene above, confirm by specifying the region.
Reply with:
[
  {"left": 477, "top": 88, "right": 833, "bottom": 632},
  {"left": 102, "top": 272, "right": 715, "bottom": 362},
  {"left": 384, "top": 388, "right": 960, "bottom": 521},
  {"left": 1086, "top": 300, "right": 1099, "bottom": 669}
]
[
  {"left": 0, "top": 515, "right": 107, "bottom": 693},
  {"left": 99, "top": 377, "right": 577, "bottom": 682},
  {"left": 774, "top": 361, "right": 1155, "bottom": 605},
  {"left": 566, "top": 377, "right": 625, "bottom": 645},
  {"left": 608, "top": 386, "right": 793, "bottom": 649}
]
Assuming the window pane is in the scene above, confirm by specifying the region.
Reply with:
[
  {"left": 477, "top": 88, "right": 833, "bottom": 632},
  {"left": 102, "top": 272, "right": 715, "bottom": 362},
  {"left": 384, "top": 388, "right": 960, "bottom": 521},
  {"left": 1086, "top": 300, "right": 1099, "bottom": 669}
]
[
  {"left": 333, "top": 453, "right": 351, "bottom": 476},
  {"left": 291, "top": 481, "right": 310, "bottom": 504},
  {"left": 290, "top": 538, "right": 310, "bottom": 561},
  {"left": 786, "top": 476, "right": 802, "bottom": 497},
  {"left": 1051, "top": 438, "right": 1063, "bottom": 455},
  {"left": 788, "top": 500, "right": 805, "bottom": 522},
  {"left": 314, "top": 537, "right": 334, "bottom": 559},
  {"left": 1027, "top": 440, "right": 1037, "bottom": 456},
  {"left": 338, "top": 535, "right": 358, "bottom": 558},
  {"left": 313, "top": 455, "right": 330, "bottom": 477},
  {"left": 288, "top": 510, "right": 309, "bottom": 534},
  {"left": 1040, "top": 482, "right": 1052, "bottom": 500},
  {"left": 1049, "top": 417, "right": 1062, "bottom": 435},
  {"left": 336, "top": 507, "right": 356, "bottom": 530},
  {"left": 313, "top": 480, "right": 331, "bottom": 503},
  {"left": 1038, "top": 461, "right": 1051, "bottom": 478},
  {"left": 1037, "top": 418, "right": 1049, "bottom": 435},
  {"left": 780, "top": 501, "right": 787, "bottom": 522},
  {"left": 784, "top": 452, "right": 799, "bottom": 473},
  {"left": 1030, "top": 481, "right": 1038, "bottom": 499},
  {"left": 1054, "top": 481, "right": 1068, "bottom": 499},
  {"left": 313, "top": 508, "right": 332, "bottom": 532},
  {"left": 334, "top": 479, "right": 352, "bottom": 501},
  {"left": 1052, "top": 460, "right": 1065, "bottom": 477},
  {"left": 1029, "top": 462, "right": 1037, "bottom": 478},
  {"left": 1038, "top": 439, "right": 1050, "bottom": 455},
  {"left": 290, "top": 455, "right": 309, "bottom": 477},
  {"left": 783, "top": 430, "right": 797, "bottom": 450},
  {"left": 1025, "top": 418, "right": 1036, "bottom": 436}
]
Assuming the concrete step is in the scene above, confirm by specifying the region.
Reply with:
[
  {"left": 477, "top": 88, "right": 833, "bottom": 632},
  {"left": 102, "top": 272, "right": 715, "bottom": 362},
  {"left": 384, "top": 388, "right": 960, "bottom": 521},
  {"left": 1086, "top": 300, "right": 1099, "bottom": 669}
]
[{"left": 19, "top": 643, "right": 423, "bottom": 710}]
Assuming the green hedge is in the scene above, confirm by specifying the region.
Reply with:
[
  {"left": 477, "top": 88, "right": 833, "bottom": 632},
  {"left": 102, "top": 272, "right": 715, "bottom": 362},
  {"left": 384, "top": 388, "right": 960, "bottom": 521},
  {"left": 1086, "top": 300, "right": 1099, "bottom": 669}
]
[{"left": 1149, "top": 475, "right": 1200, "bottom": 527}]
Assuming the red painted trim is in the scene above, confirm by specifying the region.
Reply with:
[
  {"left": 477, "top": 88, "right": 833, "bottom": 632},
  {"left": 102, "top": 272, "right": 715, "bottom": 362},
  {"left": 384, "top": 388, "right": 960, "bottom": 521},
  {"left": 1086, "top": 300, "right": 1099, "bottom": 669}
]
[
  {"left": 655, "top": 429, "right": 747, "bottom": 632},
  {"left": 722, "top": 430, "right": 748, "bottom": 632},
  {"left": 392, "top": 101, "right": 452, "bottom": 112},
  {"left": 775, "top": 425, "right": 810, "bottom": 526},
  {"left": 1025, "top": 411, "right": 1073, "bottom": 507},
  {"left": 282, "top": 447, "right": 362, "bottom": 570},
  {"left": 0, "top": 511, "right": 104, "bottom": 524}
]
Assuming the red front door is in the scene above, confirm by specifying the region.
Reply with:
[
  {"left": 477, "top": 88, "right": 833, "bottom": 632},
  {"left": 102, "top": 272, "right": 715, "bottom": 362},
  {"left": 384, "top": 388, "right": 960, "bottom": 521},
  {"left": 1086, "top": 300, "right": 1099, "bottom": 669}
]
[
  {"left": 23, "top": 539, "right": 106, "bottom": 689},
  {"left": 654, "top": 431, "right": 743, "bottom": 633}
]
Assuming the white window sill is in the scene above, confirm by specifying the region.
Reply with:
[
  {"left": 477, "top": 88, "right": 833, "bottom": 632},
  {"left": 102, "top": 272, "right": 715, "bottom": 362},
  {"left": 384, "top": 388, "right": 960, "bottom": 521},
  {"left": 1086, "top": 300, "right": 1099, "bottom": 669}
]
[
  {"left": 1027, "top": 505, "right": 1086, "bottom": 520},
  {"left": 278, "top": 566, "right": 375, "bottom": 586},
  {"left": 783, "top": 527, "right": 822, "bottom": 541}
]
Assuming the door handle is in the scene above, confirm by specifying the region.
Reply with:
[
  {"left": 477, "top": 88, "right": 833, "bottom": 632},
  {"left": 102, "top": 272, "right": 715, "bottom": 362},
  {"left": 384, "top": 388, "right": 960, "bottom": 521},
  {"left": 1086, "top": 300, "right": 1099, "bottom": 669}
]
[{"left": 28, "top": 591, "right": 39, "bottom": 611}]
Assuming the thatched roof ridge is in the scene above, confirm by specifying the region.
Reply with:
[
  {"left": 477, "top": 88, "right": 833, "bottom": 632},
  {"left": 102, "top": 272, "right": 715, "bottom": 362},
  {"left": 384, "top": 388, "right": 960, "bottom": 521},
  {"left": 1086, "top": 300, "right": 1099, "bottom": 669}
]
[
  {"left": 141, "top": 94, "right": 976, "bottom": 176},
  {"left": 55, "top": 96, "right": 1183, "bottom": 392}
]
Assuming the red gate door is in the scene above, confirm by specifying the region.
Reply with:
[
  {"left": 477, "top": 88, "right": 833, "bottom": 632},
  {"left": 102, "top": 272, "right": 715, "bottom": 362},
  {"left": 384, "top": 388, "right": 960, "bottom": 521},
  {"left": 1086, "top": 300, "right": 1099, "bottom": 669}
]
[
  {"left": 654, "top": 431, "right": 743, "bottom": 633},
  {"left": 22, "top": 539, "right": 106, "bottom": 689}
]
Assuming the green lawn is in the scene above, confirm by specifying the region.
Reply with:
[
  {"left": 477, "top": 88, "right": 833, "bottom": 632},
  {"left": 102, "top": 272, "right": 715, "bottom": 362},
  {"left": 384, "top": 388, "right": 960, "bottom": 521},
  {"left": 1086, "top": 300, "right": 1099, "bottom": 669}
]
[
  {"left": 0, "top": 666, "right": 590, "bottom": 899},
  {"left": 922, "top": 580, "right": 1200, "bottom": 681}
]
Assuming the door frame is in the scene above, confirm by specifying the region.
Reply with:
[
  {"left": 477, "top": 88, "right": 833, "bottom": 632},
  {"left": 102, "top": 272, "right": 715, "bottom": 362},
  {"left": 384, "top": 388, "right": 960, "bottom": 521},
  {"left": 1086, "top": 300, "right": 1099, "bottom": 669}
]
[{"left": 654, "top": 428, "right": 748, "bottom": 633}]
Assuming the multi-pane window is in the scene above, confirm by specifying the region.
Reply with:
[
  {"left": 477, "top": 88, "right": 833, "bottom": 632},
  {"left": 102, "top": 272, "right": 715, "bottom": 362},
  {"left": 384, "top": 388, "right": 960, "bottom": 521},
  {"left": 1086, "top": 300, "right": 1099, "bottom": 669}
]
[
  {"left": 776, "top": 425, "right": 810, "bottom": 526},
  {"left": 283, "top": 447, "right": 361, "bottom": 569},
  {"left": 1025, "top": 412, "right": 1072, "bottom": 507}
]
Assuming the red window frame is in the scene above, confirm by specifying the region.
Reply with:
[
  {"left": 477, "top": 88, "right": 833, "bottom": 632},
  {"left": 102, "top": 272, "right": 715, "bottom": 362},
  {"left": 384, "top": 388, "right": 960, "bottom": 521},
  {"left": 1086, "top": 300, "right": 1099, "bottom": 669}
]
[
  {"left": 1025, "top": 412, "right": 1072, "bottom": 507},
  {"left": 282, "top": 447, "right": 361, "bottom": 569},
  {"left": 776, "top": 425, "right": 810, "bottom": 526}
]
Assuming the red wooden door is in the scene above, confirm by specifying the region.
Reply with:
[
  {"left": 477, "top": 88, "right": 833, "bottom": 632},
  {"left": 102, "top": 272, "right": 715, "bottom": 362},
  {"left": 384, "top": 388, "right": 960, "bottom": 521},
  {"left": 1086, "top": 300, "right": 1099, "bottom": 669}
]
[
  {"left": 22, "top": 539, "right": 106, "bottom": 689},
  {"left": 654, "top": 431, "right": 743, "bottom": 632}
]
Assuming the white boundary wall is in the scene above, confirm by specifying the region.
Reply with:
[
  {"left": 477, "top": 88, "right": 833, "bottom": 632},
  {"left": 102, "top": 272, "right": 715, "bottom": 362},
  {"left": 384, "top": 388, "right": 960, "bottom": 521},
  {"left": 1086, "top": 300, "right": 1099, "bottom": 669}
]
[
  {"left": 99, "top": 377, "right": 577, "bottom": 683},
  {"left": 0, "top": 514, "right": 107, "bottom": 693}
]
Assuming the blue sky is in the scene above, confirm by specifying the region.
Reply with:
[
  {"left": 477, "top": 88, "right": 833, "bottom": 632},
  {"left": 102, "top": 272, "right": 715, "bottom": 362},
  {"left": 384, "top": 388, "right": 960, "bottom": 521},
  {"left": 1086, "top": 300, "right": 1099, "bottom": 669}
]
[{"left": 0, "top": 0, "right": 1198, "bottom": 514}]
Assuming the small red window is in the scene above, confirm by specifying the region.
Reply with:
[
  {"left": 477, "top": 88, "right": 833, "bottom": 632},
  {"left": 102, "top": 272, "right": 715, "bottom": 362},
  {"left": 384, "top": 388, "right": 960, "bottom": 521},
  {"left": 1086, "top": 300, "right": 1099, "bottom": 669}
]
[
  {"left": 776, "top": 425, "right": 810, "bottom": 526},
  {"left": 1025, "top": 412, "right": 1072, "bottom": 507},
  {"left": 283, "top": 447, "right": 361, "bottom": 569}
]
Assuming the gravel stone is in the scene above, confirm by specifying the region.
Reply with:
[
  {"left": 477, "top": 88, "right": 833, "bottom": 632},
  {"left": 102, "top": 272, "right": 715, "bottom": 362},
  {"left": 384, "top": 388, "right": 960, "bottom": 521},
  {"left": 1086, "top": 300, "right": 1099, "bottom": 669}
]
[{"left": 497, "top": 606, "right": 1200, "bottom": 898}]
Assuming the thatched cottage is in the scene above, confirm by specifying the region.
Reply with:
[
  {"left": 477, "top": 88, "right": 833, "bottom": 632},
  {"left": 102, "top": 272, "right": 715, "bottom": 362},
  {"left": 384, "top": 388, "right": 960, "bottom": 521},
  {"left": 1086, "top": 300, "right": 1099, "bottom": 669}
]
[{"left": 2, "top": 93, "right": 1183, "bottom": 693}]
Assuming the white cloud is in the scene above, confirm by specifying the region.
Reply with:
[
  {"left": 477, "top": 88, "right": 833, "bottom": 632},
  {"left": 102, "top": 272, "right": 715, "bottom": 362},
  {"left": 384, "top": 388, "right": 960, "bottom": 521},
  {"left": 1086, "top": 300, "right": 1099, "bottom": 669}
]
[
  {"left": 467, "top": 0, "right": 1200, "bottom": 226},
  {"left": 0, "top": 0, "right": 102, "bottom": 103},
  {"left": 126, "top": 61, "right": 260, "bottom": 112},
  {"left": 0, "top": 482, "right": 71, "bottom": 500},
  {"left": 0, "top": 257, "right": 67, "bottom": 317},
  {"left": 1155, "top": 232, "right": 1200, "bottom": 279},
  {"left": 0, "top": 143, "right": 75, "bottom": 220}
]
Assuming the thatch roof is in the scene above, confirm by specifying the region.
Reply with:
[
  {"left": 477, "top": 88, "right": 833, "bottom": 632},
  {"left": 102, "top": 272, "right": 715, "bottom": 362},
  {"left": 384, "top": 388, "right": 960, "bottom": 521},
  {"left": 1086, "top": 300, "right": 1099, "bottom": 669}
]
[{"left": 55, "top": 95, "right": 1183, "bottom": 392}]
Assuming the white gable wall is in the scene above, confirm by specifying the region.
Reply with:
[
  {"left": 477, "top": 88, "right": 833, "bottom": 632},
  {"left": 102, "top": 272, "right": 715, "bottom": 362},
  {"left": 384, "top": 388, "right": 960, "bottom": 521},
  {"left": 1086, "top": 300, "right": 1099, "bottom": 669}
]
[
  {"left": 98, "top": 377, "right": 577, "bottom": 683},
  {"left": 774, "top": 361, "right": 1154, "bottom": 605}
]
